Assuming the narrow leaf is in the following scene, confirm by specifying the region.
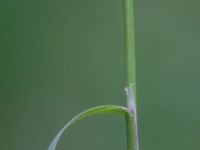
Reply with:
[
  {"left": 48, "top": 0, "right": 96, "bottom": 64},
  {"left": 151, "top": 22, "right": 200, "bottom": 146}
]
[{"left": 48, "top": 105, "right": 128, "bottom": 150}]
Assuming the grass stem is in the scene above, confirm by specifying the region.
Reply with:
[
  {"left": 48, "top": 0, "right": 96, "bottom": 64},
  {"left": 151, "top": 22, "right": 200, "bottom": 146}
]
[{"left": 123, "top": 0, "right": 139, "bottom": 150}]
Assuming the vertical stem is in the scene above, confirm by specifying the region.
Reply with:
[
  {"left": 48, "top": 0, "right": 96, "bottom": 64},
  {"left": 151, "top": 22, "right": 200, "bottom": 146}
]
[
  {"left": 125, "top": 114, "right": 135, "bottom": 150},
  {"left": 124, "top": 0, "right": 136, "bottom": 92},
  {"left": 123, "top": 0, "right": 139, "bottom": 150}
]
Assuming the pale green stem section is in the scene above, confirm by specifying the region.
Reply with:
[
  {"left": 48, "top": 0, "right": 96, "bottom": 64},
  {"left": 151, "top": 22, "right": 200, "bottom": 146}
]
[
  {"left": 123, "top": 0, "right": 139, "bottom": 150},
  {"left": 124, "top": 0, "right": 136, "bottom": 92}
]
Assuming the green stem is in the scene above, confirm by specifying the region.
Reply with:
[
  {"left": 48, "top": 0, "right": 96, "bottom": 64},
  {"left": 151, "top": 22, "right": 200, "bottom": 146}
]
[
  {"left": 124, "top": 0, "right": 136, "bottom": 91},
  {"left": 123, "top": 0, "right": 139, "bottom": 150},
  {"left": 125, "top": 114, "right": 135, "bottom": 150}
]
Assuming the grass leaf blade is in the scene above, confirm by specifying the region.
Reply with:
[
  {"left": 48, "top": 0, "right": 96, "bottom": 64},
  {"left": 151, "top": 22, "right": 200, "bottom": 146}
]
[{"left": 48, "top": 105, "right": 128, "bottom": 150}]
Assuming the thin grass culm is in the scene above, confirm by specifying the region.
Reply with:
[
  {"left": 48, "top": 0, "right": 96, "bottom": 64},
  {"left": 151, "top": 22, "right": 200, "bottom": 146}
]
[
  {"left": 124, "top": 0, "right": 139, "bottom": 150},
  {"left": 48, "top": 0, "right": 139, "bottom": 150}
]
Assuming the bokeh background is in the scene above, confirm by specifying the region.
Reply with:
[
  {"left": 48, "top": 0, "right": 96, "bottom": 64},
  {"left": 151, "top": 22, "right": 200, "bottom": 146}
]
[{"left": 1, "top": 0, "right": 200, "bottom": 150}]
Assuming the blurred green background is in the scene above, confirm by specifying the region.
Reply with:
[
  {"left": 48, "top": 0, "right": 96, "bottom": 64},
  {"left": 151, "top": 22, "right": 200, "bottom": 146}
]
[{"left": 0, "top": 0, "right": 200, "bottom": 150}]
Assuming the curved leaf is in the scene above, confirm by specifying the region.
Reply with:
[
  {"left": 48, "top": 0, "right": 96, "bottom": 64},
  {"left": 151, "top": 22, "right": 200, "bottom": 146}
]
[{"left": 48, "top": 105, "right": 128, "bottom": 150}]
